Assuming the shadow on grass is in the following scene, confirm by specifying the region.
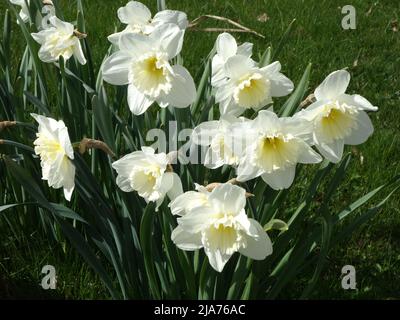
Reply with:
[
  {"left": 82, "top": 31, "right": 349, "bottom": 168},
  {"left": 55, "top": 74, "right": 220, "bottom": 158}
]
[{"left": 0, "top": 276, "right": 64, "bottom": 300}]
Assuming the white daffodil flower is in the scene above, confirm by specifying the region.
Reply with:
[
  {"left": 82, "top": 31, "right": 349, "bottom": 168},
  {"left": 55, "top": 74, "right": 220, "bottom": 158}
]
[
  {"left": 108, "top": 1, "right": 188, "bottom": 45},
  {"left": 10, "top": 0, "right": 30, "bottom": 24},
  {"left": 171, "top": 183, "right": 272, "bottom": 272},
  {"left": 192, "top": 115, "right": 249, "bottom": 169},
  {"left": 31, "top": 16, "right": 86, "bottom": 65},
  {"left": 102, "top": 23, "right": 196, "bottom": 115},
  {"left": 294, "top": 70, "right": 378, "bottom": 163},
  {"left": 211, "top": 32, "right": 253, "bottom": 88},
  {"left": 112, "top": 146, "right": 183, "bottom": 209},
  {"left": 215, "top": 55, "right": 294, "bottom": 116},
  {"left": 236, "top": 110, "right": 322, "bottom": 190},
  {"left": 31, "top": 113, "right": 75, "bottom": 201}
]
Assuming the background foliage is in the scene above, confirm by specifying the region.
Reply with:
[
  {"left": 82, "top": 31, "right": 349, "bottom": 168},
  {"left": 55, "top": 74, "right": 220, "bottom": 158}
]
[{"left": 0, "top": 0, "right": 399, "bottom": 299}]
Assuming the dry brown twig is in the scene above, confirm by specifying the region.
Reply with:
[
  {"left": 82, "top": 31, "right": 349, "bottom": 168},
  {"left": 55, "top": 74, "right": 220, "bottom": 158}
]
[
  {"left": 79, "top": 138, "right": 116, "bottom": 158},
  {"left": 299, "top": 93, "right": 316, "bottom": 109},
  {"left": 188, "top": 14, "right": 265, "bottom": 38},
  {"left": 0, "top": 121, "right": 16, "bottom": 132},
  {"left": 73, "top": 30, "right": 87, "bottom": 39}
]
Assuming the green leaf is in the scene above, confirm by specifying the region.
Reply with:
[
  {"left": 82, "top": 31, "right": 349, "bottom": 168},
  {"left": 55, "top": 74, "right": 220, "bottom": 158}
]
[
  {"left": 92, "top": 94, "right": 116, "bottom": 153},
  {"left": 279, "top": 63, "right": 311, "bottom": 117},
  {"left": 259, "top": 46, "right": 272, "bottom": 67},
  {"left": 264, "top": 219, "right": 289, "bottom": 232},
  {"left": 140, "top": 202, "right": 161, "bottom": 299},
  {"left": 271, "top": 19, "right": 296, "bottom": 61},
  {"left": 191, "top": 51, "right": 213, "bottom": 119}
]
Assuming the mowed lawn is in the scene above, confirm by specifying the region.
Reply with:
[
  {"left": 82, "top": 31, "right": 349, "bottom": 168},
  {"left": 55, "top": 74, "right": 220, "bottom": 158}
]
[{"left": 0, "top": 0, "right": 399, "bottom": 299}]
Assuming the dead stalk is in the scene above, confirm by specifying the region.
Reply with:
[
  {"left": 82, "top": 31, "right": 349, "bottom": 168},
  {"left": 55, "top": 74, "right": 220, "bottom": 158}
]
[
  {"left": 79, "top": 138, "right": 116, "bottom": 158},
  {"left": 188, "top": 14, "right": 265, "bottom": 38},
  {"left": 73, "top": 30, "right": 87, "bottom": 39},
  {"left": 299, "top": 94, "right": 316, "bottom": 108},
  {"left": 0, "top": 121, "right": 16, "bottom": 131}
]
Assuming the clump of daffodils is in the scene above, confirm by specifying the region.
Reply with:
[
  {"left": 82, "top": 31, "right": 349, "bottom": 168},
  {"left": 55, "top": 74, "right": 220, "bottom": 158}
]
[{"left": 20, "top": 1, "right": 378, "bottom": 273}]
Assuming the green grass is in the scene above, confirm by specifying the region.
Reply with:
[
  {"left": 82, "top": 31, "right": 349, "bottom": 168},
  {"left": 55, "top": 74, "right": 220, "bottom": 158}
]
[{"left": 1, "top": 0, "right": 399, "bottom": 299}]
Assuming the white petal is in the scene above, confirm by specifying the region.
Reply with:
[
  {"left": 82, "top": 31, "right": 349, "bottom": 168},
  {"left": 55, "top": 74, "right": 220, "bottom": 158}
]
[
  {"left": 224, "top": 55, "right": 255, "bottom": 80},
  {"left": 107, "top": 31, "right": 123, "bottom": 45},
  {"left": 162, "top": 65, "right": 196, "bottom": 108},
  {"left": 211, "top": 55, "right": 227, "bottom": 87},
  {"left": 261, "top": 61, "right": 294, "bottom": 97},
  {"left": 116, "top": 174, "right": 134, "bottom": 192},
  {"left": 236, "top": 42, "right": 253, "bottom": 58},
  {"left": 151, "top": 23, "right": 184, "bottom": 59},
  {"left": 162, "top": 172, "right": 183, "bottom": 201},
  {"left": 192, "top": 121, "right": 220, "bottom": 146},
  {"left": 204, "top": 147, "right": 225, "bottom": 169},
  {"left": 127, "top": 85, "right": 154, "bottom": 115},
  {"left": 239, "top": 219, "right": 273, "bottom": 260},
  {"left": 215, "top": 81, "right": 235, "bottom": 103},
  {"left": 178, "top": 206, "right": 216, "bottom": 234},
  {"left": 50, "top": 16, "right": 74, "bottom": 34},
  {"left": 339, "top": 94, "right": 378, "bottom": 111},
  {"left": 31, "top": 31, "right": 47, "bottom": 44},
  {"left": 296, "top": 140, "right": 322, "bottom": 164},
  {"left": 117, "top": 1, "right": 151, "bottom": 25},
  {"left": 171, "top": 225, "right": 203, "bottom": 250},
  {"left": 72, "top": 38, "right": 86, "bottom": 65},
  {"left": 315, "top": 70, "right": 350, "bottom": 101},
  {"left": 208, "top": 183, "right": 246, "bottom": 215},
  {"left": 279, "top": 117, "right": 314, "bottom": 144},
  {"left": 112, "top": 151, "right": 146, "bottom": 174},
  {"left": 315, "top": 138, "right": 345, "bottom": 163},
  {"left": 119, "top": 32, "right": 153, "bottom": 57},
  {"left": 216, "top": 32, "right": 237, "bottom": 60},
  {"left": 253, "top": 109, "right": 279, "bottom": 129},
  {"left": 31, "top": 113, "right": 63, "bottom": 140},
  {"left": 204, "top": 246, "right": 232, "bottom": 272},
  {"left": 261, "top": 166, "right": 296, "bottom": 190},
  {"left": 61, "top": 159, "right": 75, "bottom": 201},
  {"left": 169, "top": 191, "right": 207, "bottom": 216},
  {"left": 293, "top": 100, "right": 327, "bottom": 122},
  {"left": 236, "top": 158, "right": 263, "bottom": 182},
  {"left": 141, "top": 146, "right": 156, "bottom": 155},
  {"left": 102, "top": 51, "right": 132, "bottom": 85},
  {"left": 152, "top": 10, "right": 188, "bottom": 30},
  {"left": 57, "top": 126, "right": 74, "bottom": 160},
  {"left": 344, "top": 111, "right": 374, "bottom": 145},
  {"left": 38, "top": 46, "right": 56, "bottom": 63}
]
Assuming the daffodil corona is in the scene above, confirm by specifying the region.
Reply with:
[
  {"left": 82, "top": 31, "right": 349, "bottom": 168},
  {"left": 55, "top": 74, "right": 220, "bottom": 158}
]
[
  {"left": 31, "top": 114, "right": 76, "bottom": 201},
  {"left": 171, "top": 183, "right": 272, "bottom": 272}
]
